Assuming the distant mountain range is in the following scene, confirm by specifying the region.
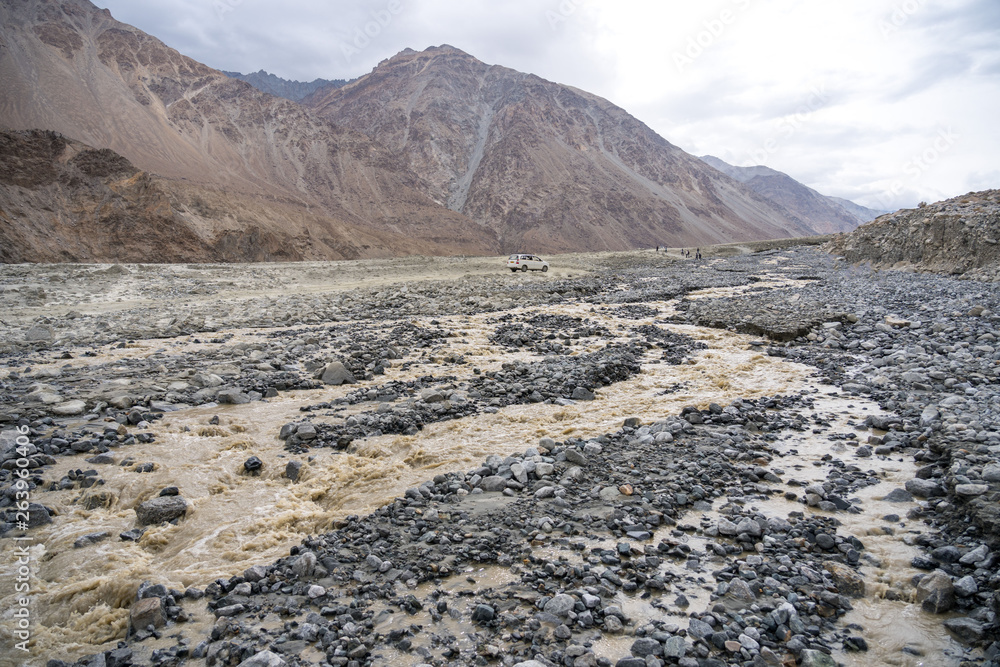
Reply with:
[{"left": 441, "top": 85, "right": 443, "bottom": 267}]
[
  {"left": 221, "top": 70, "right": 350, "bottom": 102},
  {"left": 0, "top": 0, "right": 878, "bottom": 262},
  {"left": 699, "top": 156, "right": 887, "bottom": 234}
]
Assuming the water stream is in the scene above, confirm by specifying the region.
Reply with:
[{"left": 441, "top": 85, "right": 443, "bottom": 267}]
[{"left": 0, "top": 289, "right": 972, "bottom": 665}]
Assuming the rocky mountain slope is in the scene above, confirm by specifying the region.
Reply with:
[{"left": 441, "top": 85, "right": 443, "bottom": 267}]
[
  {"left": 221, "top": 69, "right": 349, "bottom": 102},
  {"left": 825, "top": 190, "right": 1000, "bottom": 280},
  {"left": 0, "top": 129, "right": 450, "bottom": 262},
  {"left": 699, "top": 155, "right": 885, "bottom": 234},
  {"left": 307, "top": 46, "right": 816, "bottom": 252},
  {"left": 0, "top": 0, "right": 495, "bottom": 261},
  {"left": 2, "top": 0, "right": 817, "bottom": 262}
]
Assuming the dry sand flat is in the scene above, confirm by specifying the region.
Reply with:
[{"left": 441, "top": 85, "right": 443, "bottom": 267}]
[{"left": 0, "top": 243, "right": 997, "bottom": 667}]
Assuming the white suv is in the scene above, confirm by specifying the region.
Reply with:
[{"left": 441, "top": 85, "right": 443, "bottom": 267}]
[{"left": 507, "top": 254, "right": 549, "bottom": 273}]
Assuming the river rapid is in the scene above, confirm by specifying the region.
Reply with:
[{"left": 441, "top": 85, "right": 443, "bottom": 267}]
[{"left": 0, "top": 249, "right": 989, "bottom": 666}]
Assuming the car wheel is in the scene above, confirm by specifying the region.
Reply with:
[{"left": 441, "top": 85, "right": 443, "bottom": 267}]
[
  {"left": 521, "top": 264, "right": 528, "bottom": 272},
  {"left": 541, "top": 265, "right": 548, "bottom": 272},
  {"left": 510, "top": 268, "right": 517, "bottom": 273}
]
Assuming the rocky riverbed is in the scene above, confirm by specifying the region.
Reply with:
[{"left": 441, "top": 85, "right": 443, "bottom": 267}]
[{"left": 1, "top": 244, "right": 999, "bottom": 667}]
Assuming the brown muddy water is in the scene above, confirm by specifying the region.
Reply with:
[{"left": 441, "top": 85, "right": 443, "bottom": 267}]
[{"left": 0, "top": 273, "right": 970, "bottom": 666}]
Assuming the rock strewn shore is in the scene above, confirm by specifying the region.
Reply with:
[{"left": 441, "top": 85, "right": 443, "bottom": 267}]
[{"left": 2, "top": 245, "right": 999, "bottom": 667}]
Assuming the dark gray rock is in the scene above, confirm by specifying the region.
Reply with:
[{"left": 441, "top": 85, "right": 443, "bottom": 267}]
[
  {"left": 235, "top": 650, "right": 287, "bottom": 666},
  {"left": 916, "top": 570, "right": 955, "bottom": 613},
  {"left": 129, "top": 597, "right": 164, "bottom": 634},
  {"left": 319, "top": 362, "right": 356, "bottom": 385},
  {"left": 471, "top": 604, "right": 495, "bottom": 623},
  {"left": 74, "top": 531, "right": 111, "bottom": 548},
  {"left": 135, "top": 496, "right": 188, "bottom": 525},
  {"left": 630, "top": 637, "right": 662, "bottom": 657},
  {"left": 904, "top": 478, "right": 944, "bottom": 498},
  {"left": 244, "top": 456, "right": 263, "bottom": 474},
  {"left": 943, "top": 617, "right": 985, "bottom": 643},
  {"left": 883, "top": 488, "right": 914, "bottom": 502},
  {"left": 217, "top": 389, "right": 250, "bottom": 405},
  {"left": 544, "top": 594, "right": 576, "bottom": 617},
  {"left": 480, "top": 476, "right": 507, "bottom": 492}
]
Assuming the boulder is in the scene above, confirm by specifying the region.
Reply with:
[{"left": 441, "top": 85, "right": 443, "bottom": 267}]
[
  {"left": 944, "top": 617, "right": 985, "bottom": 643},
  {"left": 905, "top": 478, "right": 944, "bottom": 498},
  {"left": 544, "top": 594, "right": 576, "bottom": 617},
  {"left": 824, "top": 561, "right": 865, "bottom": 598},
  {"left": 955, "top": 483, "right": 988, "bottom": 497},
  {"left": 243, "top": 456, "right": 263, "bottom": 474},
  {"left": 285, "top": 460, "right": 303, "bottom": 481},
  {"left": 319, "top": 362, "right": 356, "bottom": 385},
  {"left": 25, "top": 325, "right": 53, "bottom": 342},
  {"left": 23, "top": 503, "right": 52, "bottom": 527},
  {"left": 129, "top": 596, "right": 164, "bottom": 634},
  {"left": 799, "top": 649, "right": 837, "bottom": 667},
  {"left": 916, "top": 570, "right": 955, "bottom": 613},
  {"left": 883, "top": 488, "right": 914, "bottom": 502},
  {"left": 217, "top": 389, "right": 250, "bottom": 405},
  {"left": 630, "top": 637, "right": 662, "bottom": 658},
  {"left": 51, "top": 400, "right": 87, "bottom": 416},
  {"left": 135, "top": 496, "right": 188, "bottom": 525},
  {"left": 420, "top": 388, "right": 445, "bottom": 403},
  {"left": 236, "top": 651, "right": 287, "bottom": 667},
  {"left": 471, "top": 604, "right": 495, "bottom": 622},
  {"left": 722, "top": 577, "right": 757, "bottom": 610},
  {"left": 480, "top": 476, "right": 507, "bottom": 492}
]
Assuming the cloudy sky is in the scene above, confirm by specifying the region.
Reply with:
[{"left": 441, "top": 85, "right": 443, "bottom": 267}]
[{"left": 94, "top": 0, "right": 1000, "bottom": 210}]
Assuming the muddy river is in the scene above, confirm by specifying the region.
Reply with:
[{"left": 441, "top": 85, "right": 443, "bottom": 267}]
[{"left": 0, "top": 259, "right": 972, "bottom": 666}]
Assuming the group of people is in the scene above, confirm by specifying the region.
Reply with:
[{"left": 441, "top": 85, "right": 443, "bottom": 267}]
[{"left": 655, "top": 246, "right": 701, "bottom": 259}]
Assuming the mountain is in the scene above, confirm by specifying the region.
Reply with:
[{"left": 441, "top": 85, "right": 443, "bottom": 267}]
[
  {"left": 1, "top": 0, "right": 817, "bottom": 262},
  {"left": 827, "top": 196, "right": 886, "bottom": 224},
  {"left": 824, "top": 190, "right": 1000, "bottom": 280},
  {"left": 0, "top": 0, "right": 494, "bottom": 261},
  {"left": 699, "top": 155, "right": 886, "bottom": 234},
  {"left": 305, "top": 46, "right": 816, "bottom": 252},
  {"left": 0, "top": 128, "right": 447, "bottom": 262},
  {"left": 221, "top": 69, "right": 349, "bottom": 102}
]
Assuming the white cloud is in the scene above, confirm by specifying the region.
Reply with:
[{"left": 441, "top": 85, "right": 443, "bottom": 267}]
[{"left": 93, "top": 0, "right": 1000, "bottom": 210}]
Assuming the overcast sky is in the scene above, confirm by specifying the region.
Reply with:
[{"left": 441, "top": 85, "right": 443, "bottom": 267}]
[{"left": 93, "top": 0, "right": 999, "bottom": 211}]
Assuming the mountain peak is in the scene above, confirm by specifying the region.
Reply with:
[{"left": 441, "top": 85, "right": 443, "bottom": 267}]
[
  {"left": 2, "top": 0, "right": 823, "bottom": 262},
  {"left": 222, "top": 69, "right": 350, "bottom": 101},
  {"left": 306, "top": 49, "right": 815, "bottom": 250},
  {"left": 699, "top": 155, "right": 885, "bottom": 231},
  {"left": 428, "top": 43, "right": 465, "bottom": 53}
]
